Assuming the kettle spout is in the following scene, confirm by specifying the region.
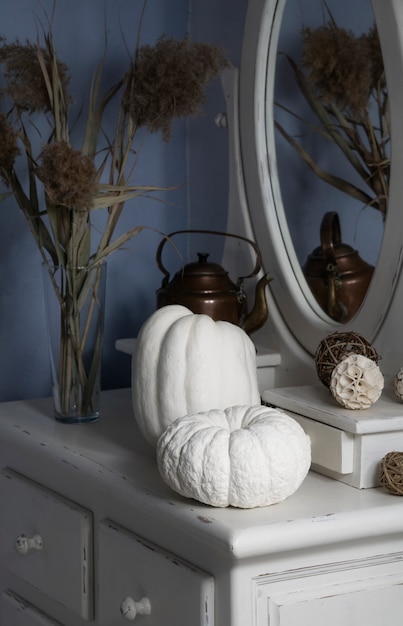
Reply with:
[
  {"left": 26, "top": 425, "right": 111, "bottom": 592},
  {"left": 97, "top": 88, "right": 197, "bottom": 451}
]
[{"left": 242, "top": 273, "right": 272, "bottom": 335}]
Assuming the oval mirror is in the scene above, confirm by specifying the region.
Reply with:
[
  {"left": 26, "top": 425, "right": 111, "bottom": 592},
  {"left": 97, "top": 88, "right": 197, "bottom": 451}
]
[
  {"left": 275, "top": 0, "right": 385, "bottom": 325},
  {"left": 240, "top": 0, "right": 403, "bottom": 355}
]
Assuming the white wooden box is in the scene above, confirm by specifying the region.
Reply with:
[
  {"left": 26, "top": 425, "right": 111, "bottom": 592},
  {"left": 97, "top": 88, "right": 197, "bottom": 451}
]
[{"left": 263, "top": 384, "right": 403, "bottom": 489}]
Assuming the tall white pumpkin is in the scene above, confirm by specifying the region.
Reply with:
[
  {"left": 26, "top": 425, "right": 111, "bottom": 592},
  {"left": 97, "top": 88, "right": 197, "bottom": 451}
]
[{"left": 132, "top": 305, "right": 261, "bottom": 446}]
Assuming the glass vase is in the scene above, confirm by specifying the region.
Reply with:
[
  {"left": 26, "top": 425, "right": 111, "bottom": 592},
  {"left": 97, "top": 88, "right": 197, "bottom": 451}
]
[{"left": 42, "top": 262, "right": 107, "bottom": 423}]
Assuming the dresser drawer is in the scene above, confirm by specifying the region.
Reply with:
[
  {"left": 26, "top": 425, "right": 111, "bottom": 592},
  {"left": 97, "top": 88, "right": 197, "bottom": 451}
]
[
  {"left": 263, "top": 385, "right": 403, "bottom": 487},
  {"left": 98, "top": 520, "right": 214, "bottom": 626},
  {"left": 1, "top": 590, "right": 64, "bottom": 625},
  {"left": 0, "top": 469, "right": 93, "bottom": 620},
  {"left": 253, "top": 555, "right": 403, "bottom": 626}
]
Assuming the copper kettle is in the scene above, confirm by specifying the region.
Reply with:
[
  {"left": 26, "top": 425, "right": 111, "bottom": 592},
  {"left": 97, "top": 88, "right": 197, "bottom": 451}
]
[
  {"left": 303, "top": 212, "right": 374, "bottom": 322},
  {"left": 156, "top": 230, "right": 271, "bottom": 334}
]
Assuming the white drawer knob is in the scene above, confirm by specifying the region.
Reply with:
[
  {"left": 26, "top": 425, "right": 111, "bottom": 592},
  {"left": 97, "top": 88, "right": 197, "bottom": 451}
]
[
  {"left": 120, "top": 596, "right": 151, "bottom": 621},
  {"left": 15, "top": 534, "right": 43, "bottom": 555}
]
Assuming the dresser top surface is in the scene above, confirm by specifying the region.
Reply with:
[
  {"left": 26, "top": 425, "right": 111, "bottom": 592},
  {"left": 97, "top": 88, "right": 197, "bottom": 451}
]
[
  {"left": 264, "top": 384, "right": 403, "bottom": 434},
  {"left": 0, "top": 388, "right": 402, "bottom": 560}
]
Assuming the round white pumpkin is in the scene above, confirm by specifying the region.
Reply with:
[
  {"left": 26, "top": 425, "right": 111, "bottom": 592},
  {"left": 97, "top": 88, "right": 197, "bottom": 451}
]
[
  {"left": 157, "top": 405, "right": 311, "bottom": 508},
  {"left": 132, "top": 305, "right": 261, "bottom": 446}
]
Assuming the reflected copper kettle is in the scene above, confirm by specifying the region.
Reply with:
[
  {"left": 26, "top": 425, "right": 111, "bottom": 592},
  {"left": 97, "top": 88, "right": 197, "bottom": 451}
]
[
  {"left": 156, "top": 230, "right": 271, "bottom": 334},
  {"left": 303, "top": 212, "right": 374, "bottom": 323}
]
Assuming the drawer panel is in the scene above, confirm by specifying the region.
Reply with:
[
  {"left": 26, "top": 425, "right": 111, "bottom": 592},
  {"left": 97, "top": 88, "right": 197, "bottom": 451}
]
[
  {"left": 290, "top": 413, "right": 354, "bottom": 474},
  {"left": 0, "top": 469, "right": 93, "bottom": 620},
  {"left": 98, "top": 520, "right": 214, "bottom": 626},
  {"left": 263, "top": 384, "right": 403, "bottom": 487},
  {"left": 253, "top": 555, "right": 403, "bottom": 626},
  {"left": 1, "top": 591, "right": 63, "bottom": 625}
]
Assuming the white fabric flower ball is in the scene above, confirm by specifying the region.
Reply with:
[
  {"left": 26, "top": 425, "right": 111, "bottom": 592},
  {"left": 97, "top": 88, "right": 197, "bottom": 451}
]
[
  {"left": 393, "top": 367, "right": 403, "bottom": 401},
  {"left": 330, "top": 354, "right": 384, "bottom": 409}
]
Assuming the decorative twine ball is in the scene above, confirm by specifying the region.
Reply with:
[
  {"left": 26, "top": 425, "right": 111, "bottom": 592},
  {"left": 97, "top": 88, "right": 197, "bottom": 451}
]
[
  {"left": 315, "top": 331, "right": 380, "bottom": 388},
  {"left": 329, "top": 354, "right": 384, "bottom": 410},
  {"left": 393, "top": 367, "right": 403, "bottom": 401},
  {"left": 379, "top": 451, "right": 403, "bottom": 495}
]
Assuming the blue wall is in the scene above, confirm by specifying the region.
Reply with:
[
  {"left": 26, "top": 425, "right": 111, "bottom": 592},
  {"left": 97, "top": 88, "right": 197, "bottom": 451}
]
[
  {"left": 0, "top": 0, "right": 248, "bottom": 401},
  {"left": 1, "top": 0, "right": 376, "bottom": 402}
]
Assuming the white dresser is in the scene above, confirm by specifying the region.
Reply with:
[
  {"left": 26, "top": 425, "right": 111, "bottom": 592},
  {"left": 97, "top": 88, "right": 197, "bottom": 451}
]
[{"left": 0, "top": 388, "right": 402, "bottom": 626}]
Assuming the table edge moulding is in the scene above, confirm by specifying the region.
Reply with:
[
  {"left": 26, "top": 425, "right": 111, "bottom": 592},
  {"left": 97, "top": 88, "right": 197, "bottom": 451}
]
[{"left": 0, "top": 388, "right": 402, "bottom": 626}]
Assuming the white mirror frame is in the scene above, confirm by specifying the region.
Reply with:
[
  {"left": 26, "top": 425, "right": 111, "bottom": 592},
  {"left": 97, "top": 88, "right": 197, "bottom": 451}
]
[{"left": 240, "top": 0, "right": 403, "bottom": 355}]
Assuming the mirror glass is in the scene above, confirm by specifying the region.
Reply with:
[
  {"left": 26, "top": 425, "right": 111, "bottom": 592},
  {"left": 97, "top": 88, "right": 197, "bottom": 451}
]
[
  {"left": 274, "top": 0, "right": 387, "bottom": 323},
  {"left": 239, "top": 0, "right": 403, "bottom": 355},
  {"left": 240, "top": 0, "right": 403, "bottom": 354}
]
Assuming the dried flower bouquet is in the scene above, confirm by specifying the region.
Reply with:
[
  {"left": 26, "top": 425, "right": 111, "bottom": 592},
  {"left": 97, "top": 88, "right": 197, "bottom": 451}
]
[
  {"left": 0, "top": 15, "right": 229, "bottom": 420},
  {"left": 276, "top": 16, "right": 389, "bottom": 218}
]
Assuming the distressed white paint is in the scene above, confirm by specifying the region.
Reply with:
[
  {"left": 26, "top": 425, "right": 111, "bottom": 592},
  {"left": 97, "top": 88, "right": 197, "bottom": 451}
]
[
  {"left": 0, "top": 469, "right": 93, "bottom": 620},
  {"left": 99, "top": 520, "right": 214, "bottom": 625},
  {"left": 2, "top": 591, "right": 63, "bottom": 625},
  {"left": 0, "top": 390, "right": 402, "bottom": 626},
  {"left": 254, "top": 554, "right": 403, "bottom": 626}
]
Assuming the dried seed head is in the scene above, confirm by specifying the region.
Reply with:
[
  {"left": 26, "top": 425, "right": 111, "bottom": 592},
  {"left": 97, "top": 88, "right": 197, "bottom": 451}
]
[
  {"left": 365, "top": 25, "right": 385, "bottom": 90},
  {"left": 302, "top": 23, "right": 377, "bottom": 118},
  {"left": 36, "top": 142, "right": 97, "bottom": 210},
  {"left": 0, "top": 111, "right": 20, "bottom": 184},
  {"left": 0, "top": 38, "right": 71, "bottom": 113},
  {"left": 122, "top": 36, "right": 229, "bottom": 141}
]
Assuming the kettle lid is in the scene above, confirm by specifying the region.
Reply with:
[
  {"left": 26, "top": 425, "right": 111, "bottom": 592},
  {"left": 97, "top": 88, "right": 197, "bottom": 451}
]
[
  {"left": 166, "top": 252, "right": 236, "bottom": 293},
  {"left": 181, "top": 252, "right": 228, "bottom": 277}
]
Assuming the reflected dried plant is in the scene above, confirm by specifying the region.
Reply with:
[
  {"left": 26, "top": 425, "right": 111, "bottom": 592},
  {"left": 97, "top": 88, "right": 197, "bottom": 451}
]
[
  {"left": 276, "top": 17, "right": 389, "bottom": 218},
  {"left": 302, "top": 25, "right": 373, "bottom": 117}
]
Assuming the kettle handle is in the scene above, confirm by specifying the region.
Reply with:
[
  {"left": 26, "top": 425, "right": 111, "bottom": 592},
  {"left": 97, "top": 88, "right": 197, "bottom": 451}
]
[
  {"left": 156, "top": 229, "right": 262, "bottom": 282},
  {"left": 320, "top": 212, "right": 345, "bottom": 321},
  {"left": 320, "top": 211, "right": 342, "bottom": 267}
]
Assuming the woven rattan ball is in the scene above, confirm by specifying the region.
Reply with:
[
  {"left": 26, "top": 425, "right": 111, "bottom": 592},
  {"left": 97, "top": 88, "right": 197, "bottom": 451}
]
[
  {"left": 315, "top": 331, "right": 380, "bottom": 388},
  {"left": 379, "top": 451, "right": 403, "bottom": 495}
]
